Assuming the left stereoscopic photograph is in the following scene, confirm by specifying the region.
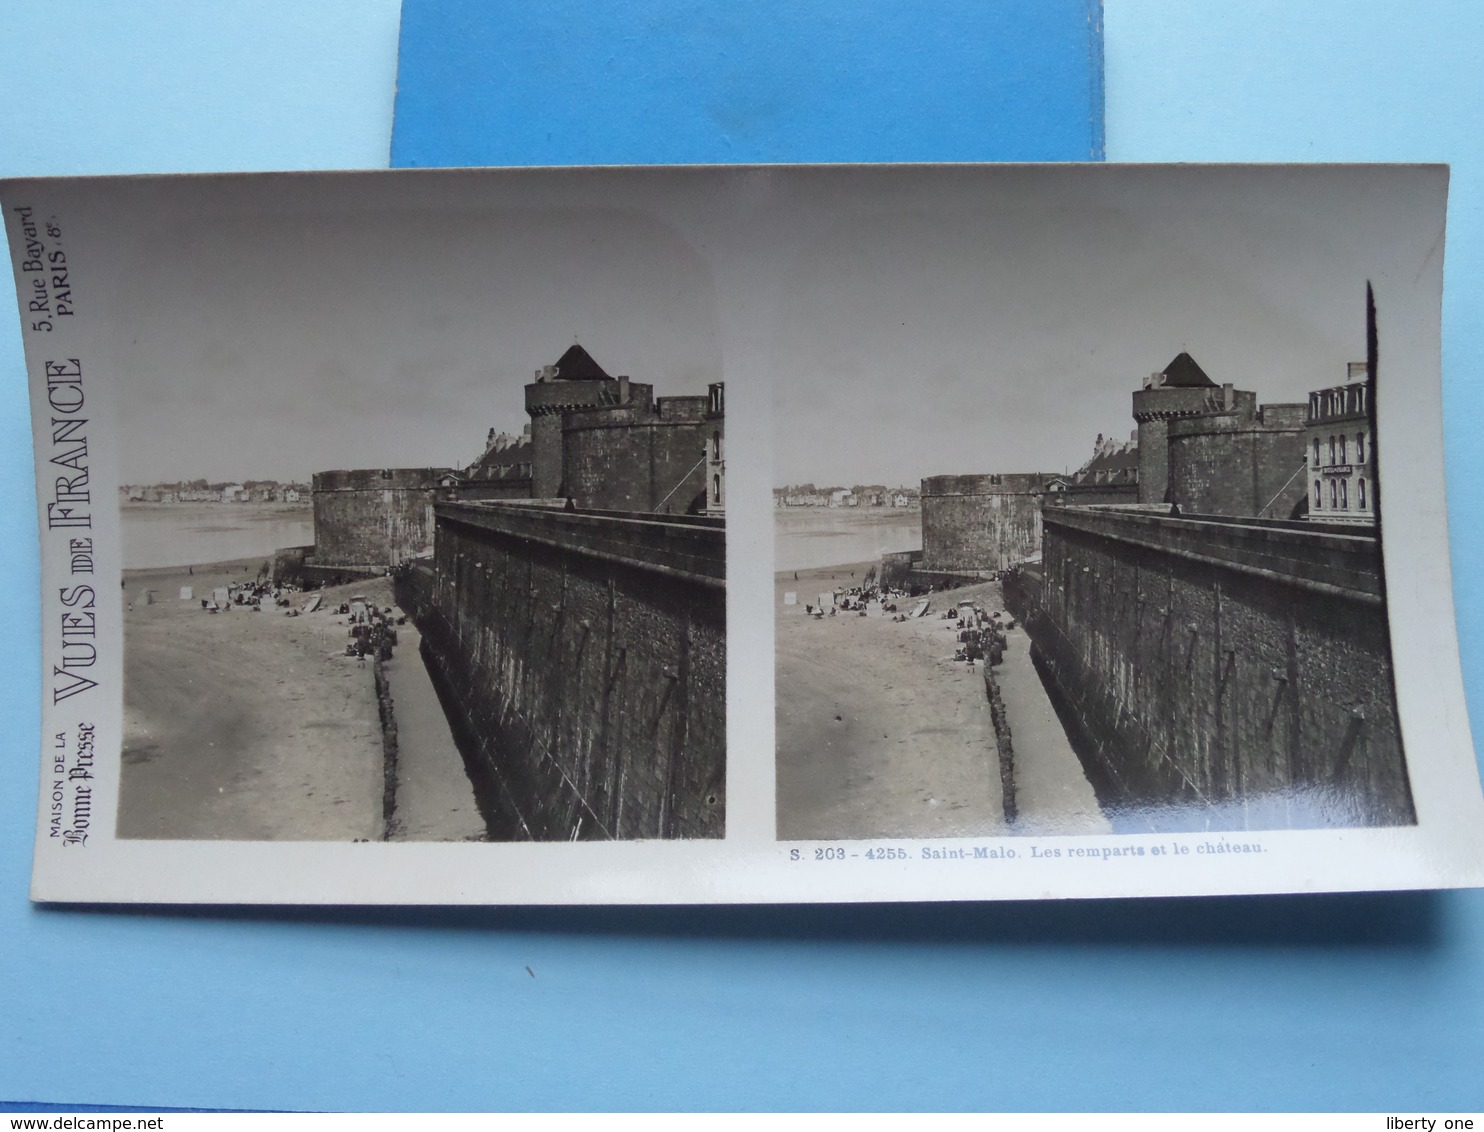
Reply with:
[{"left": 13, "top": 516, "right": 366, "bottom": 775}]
[{"left": 9, "top": 171, "right": 726, "bottom": 846}]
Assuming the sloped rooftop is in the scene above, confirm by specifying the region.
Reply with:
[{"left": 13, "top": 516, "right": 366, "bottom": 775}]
[
  {"left": 1160, "top": 352, "right": 1216, "bottom": 388},
  {"left": 551, "top": 343, "right": 613, "bottom": 381}
]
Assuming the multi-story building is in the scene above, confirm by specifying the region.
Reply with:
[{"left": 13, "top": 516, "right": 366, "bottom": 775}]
[
  {"left": 1305, "top": 362, "right": 1375, "bottom": 525},
  {"left": 1047, "top": 431, "right": 1141, "bottom": 506},
  {"left": 705, "top": 382, "right": 725, "bottom": 514}
]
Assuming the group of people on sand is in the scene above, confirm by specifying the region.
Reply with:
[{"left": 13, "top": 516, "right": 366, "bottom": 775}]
[
  {"left": 798, "top": 571, "right": 1018, "bottom": 671},
  {"left": 942, "top": 604, "right": 1011, "bottom": 669},
  {"left": 343, "top": 601, "right": 405, "bottom": 667},
  {"left": 803, "top": 577, "right": 908, "bottom": 621},
  {"left": 199, "top": 578, "right": 300, "bottom": 615}
]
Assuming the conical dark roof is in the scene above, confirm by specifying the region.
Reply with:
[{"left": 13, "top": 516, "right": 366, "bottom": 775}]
[
  {"left": 552, "top": 343, "right": 612, "bottom": 381},
  {"left": 1160, "top": 352, "right": 1216, "bottom": 388}
]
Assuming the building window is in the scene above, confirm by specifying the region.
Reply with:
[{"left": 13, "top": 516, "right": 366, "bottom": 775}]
[
  {"left": 1329, "top": 435, "right": 1336, "bottom": 465},
  {"left": 1312, "top": 438, "right": 1321, "bottom": 467},
  {"left": 1330, "top": 479, "right": 1338, "bottom": 508},
  {"left": 1314, "top": 480, "right": 1322, "bottom": 509},
  {"left": 1358, "top": 477, "right": 1367, "bottom": 509},
  {"left": 1357, "top": 432, "right": 1366, "bottom": 463},
  {"left": 1339, "top": 434, "right": 1348, "bottom": 464},
  {"left": 1340, "top": 479, "right": 1348, "bottom": 509}
]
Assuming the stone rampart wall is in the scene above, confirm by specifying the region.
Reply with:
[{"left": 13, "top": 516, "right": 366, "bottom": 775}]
[
  {"left": 414, "top": 501, "right": 725, "bottom": 840},
  {"left": 524, "top": 380, "right": 650, "bottom": 499},
  {"left": 562, "top": 407, "right": 712, "bottom": 514},
  {"left": 1024, "top": 506, "right": 1413, "bottom": 829},
  {"left": 311, "top": 468, "right": 446, "bottom": 568},
  {"left": 920, "top": 474, "right": 1054, "bottom": 573},
  {"left": 1133, "top": 387, "right": 1257, "bottom": 505},
  {"left": 456, "top": 477, "right": 533, "bottom": 502},
  {"left": 1056, "top": 483, "right": 1140, "bottom": 507},
  {"left": 1167, "top": 414, "right": 1307, "bottom": 518},
  {"left": 880, "top": 550, "right": 923, "bottom": 589}
]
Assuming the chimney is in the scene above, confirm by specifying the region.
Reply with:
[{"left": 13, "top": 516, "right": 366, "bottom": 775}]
[
  {"left": 618, "top": 375, "right": 630, "bottom": 403},
  {"left": 1222, "top": 383, "right": 1235, "bottom": 411}
]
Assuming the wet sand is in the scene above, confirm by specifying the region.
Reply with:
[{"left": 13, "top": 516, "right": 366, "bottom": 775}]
[
  {"left": 775, "top": 561, "right": 1108, "bottom": 841},
  {"left": 119, "top": 561, "right": 393, "bottom": 840}
]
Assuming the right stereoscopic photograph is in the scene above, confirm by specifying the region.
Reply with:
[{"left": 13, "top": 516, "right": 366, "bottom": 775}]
[{"left": 774, "top": 164, "right": 1443, "bottom": 841}]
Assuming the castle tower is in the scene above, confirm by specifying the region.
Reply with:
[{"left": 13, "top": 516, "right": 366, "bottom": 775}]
[
  {"left": 523, "top": 344, "right": 623, "bottom": 499},
  {"left": 1132, "top": 352, "right": 1239, "bottom": 505}
]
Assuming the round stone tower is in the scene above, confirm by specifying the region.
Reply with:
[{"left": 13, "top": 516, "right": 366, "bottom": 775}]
[
  {"left": 523, "top": 344, "right": 625, "bottom": 499},
  {"left": 1131, "top": 352, "right": 1249, "bottom": 505}
]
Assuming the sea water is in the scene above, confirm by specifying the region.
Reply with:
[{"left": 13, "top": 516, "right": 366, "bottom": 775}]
[
  {"left": 121, "top": 503, "right": 314, "bottom": 570},
  {"left": 773, "top": 507, "right": 921, "bottom": 572}
]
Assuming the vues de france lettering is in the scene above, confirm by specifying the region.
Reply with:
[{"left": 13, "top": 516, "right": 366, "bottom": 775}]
[{"left": 45, "top": 357, "right": 98, "bottom": 706}]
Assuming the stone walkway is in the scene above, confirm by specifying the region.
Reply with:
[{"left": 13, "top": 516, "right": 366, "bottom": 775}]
[
  {"left": 993, "top": 622, "right": 1111, "bottom": 835},
  {"left": 382, "top": 622, "right": 488, "bottom": 842}
]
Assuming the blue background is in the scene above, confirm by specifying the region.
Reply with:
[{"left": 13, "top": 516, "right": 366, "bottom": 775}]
[
  {"left": 390, "top": 0, "right": 1104, "bottom": 166},
  {"left": 2, "top": 0, "right": 1482, "bottom": 1111}
]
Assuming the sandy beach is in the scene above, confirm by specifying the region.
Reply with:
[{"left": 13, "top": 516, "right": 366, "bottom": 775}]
[
  {"left": 119, "top": 560, "right": 393, "bottom": 840},
  {"left": 775, "top": 562, "right": 1006, "bottom": 841},
  {"left": 774, "top": 561, "right": 1109, "bottom": 841}
]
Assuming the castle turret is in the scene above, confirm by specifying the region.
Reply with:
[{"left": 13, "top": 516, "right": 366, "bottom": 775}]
[
  {"left": 1131, "top": 352, "right": 1251, "bottom": 504},
  {"left": 523, "top": 344, "right": 633, "bottom": 498}
]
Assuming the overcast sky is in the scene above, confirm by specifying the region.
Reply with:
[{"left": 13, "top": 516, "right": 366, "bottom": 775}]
[
  {"left": 764, "top": 164, "right": 1445, "bottom": 485},
  {"left": 22, "top": 165, "right": 1445, "bottom": 487}
]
